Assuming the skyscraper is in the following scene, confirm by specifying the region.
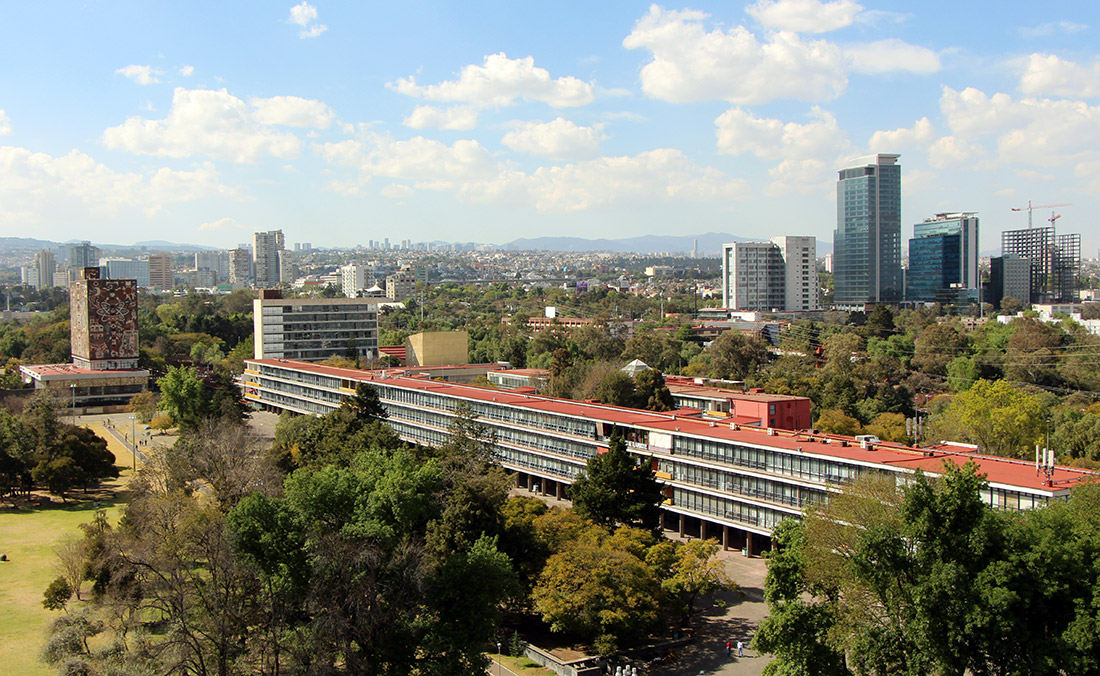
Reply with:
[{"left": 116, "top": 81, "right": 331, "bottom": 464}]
[
  {"left": 148, "top": 253, "right": 172, "bottom": 288},
  {"left": 906, "top": 213, "right": 979, "bottom": 303},
  {"left": 834, "top": 154, "right": 902, "bottom": 308},
  {"left": 770, "top": 236, "right": 819, "bottom": 311},
  {"left": 34, "top": 249, "right": 55, "bottom": 290},
  {"left": 1001, "top": 226, "right": 1081, "bottom": 303},
  {"left": 228, "top": 248, "right": 252, "bottom": 286},
  {"left": 253, "top": 230, "right": 284, "bottom": 288}
]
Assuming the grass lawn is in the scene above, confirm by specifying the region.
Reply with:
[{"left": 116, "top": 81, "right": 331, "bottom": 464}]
[
  {"left": 488, "top": 653, "right": 557, "bottom": 676},
  {"left": 0, "top": 421, "right": 134, "bottom": 676}
]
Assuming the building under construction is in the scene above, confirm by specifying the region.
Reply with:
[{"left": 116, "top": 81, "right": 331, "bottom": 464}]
[{"left": 1001, "top": 226, "right": 1081, "bottom": 303}]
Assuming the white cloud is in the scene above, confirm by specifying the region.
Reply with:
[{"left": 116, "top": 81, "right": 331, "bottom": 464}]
[
  {"left": 715, "top": 106, "right": 847, "bottom": 159},
  {"left": 1019, "top": 54, "right": 1100, "bottom": 98},
  {"left": 622, "top": 5, "right": 847, "bottom": 104},
  {"left": 715, "top": 106, "right": 851, "bottom": 195},
  {"left": 746, "top": 0, "right": 863, "bottom": 33},
  {"left": 502, "top": 118, "right": 606, "bottom": 160},
  {"left": 179, "top": 65, "right": 194, "bottom": 77},
  {"left": 1019, "top": 20, "right": 1087, "bottom": 39},
  {"left": 320, "top": 134, "right": 498, "bottom": 183},
  {"left": 0, "top": 110, "right": 10, "bottom": 136},
  {"left": 252, "top": 95, "right": 335, "bottom": 128},
  {"left": 868, "top": 117, "right": 935, "bottom": 151},
  {"left": 116, "top": 64, "right": 161, "bottom": 85},
  {"left": 0, "top": 146, "right": 240, "bottom": 224},
  {"left": 403, "top": 105, "right": 479, "bottom": 130},
  {"left": 845, "top": 39, "right": 941, "bottom": 74},
  {"left": 288, "top": 2, "right": 327, "bottom": 38},
  {"left": 103, "top": 87, "right": 304, "bottom": 163},
  {"left": 389, "top": 53, "right": 595, "bottom": 108},
  {"left": 320, "top": 134, "right": 746, "bottom": 211},
  {"left": 199, "top": 216, "right": 249, "bottom": 231},
  {"left": 381, "top": 184, "right": 415, "bottom": 199},
  {"left": 927, "top": 135, "right": 984, "bottom": 169},
  {"left": 486, "top": 149, "right": 749, "bottom": 212},
  {"left": 939, "top": 86, "right": 1100, "bottom": 171}
]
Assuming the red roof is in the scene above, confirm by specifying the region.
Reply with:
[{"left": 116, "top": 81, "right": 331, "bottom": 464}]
[
  {"left": 247, "top": 358, "right": 1096, "bottom": 494},
  {"left": 377, "top": 345, "right": 407, "bottom": 360}
]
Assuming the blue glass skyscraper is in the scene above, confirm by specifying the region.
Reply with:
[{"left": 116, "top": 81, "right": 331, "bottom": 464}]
[
  {"left": 834, "top": 154, "right": 902, "bottom": 307},
  {"left": 906, "top": 212, "right": 979, "bottom": 303}
]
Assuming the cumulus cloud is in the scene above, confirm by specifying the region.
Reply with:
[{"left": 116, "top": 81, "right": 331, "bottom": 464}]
[
  {"left": 1019, "top": 20, "right": 1087, "bottom": 38},
  {"left": 288, "top": 2, "right": 326, "bottom": 38},
  {"left": 252, "top": 95, "right": 335, "bottom": 128},
  {"left": 0, "top": 147, "right": 240, "bottom": 224},
  {"left": 389, "top": 53, "right": 595, "bottom": 108},
  {"left": 623, "top": 5, "right": 847, "bottom": 104},
  {"left": 199, "top": 217, "right": 248, "bottom": 231},
  {"left": 746, "top": 0, "right": 863, "bottom": 33},
  {"left": 1019, "top": 54, "right": 1100, "bottom": 98},
  {"left": 103, "top": 87, "right": 309, "bottom": 163},
  {"left": 868, "top": 117, "right": 935, "bottom": 151},
  {"left": 320, "top": 133, "right": 745, "bottom": 211},
  {"left": 116, "top": 64, "right": 161, "bottom": 85},
  {"left": 179, "top": 65, "right": 194, "bottom": 77},
  {"left": 927, "top": 136, "right": 985, "bottom": 169},
  {"left": 501, "top": 118, "right": 606, "bottom": 160},
  {"left": 402, "top": 105, "right": 479, "bottom": 130},
  {"left": 939, "top": 86, "right": 1100, "bottom": 170},
  {"left": 845, "top": 39, "right": 941, "bottom": 74},
  {"left": 715, "top": 106, "right": 849, "bottom": 160},
  {"left": 0, "top": 110, "right": 10, "bottom": 136}
]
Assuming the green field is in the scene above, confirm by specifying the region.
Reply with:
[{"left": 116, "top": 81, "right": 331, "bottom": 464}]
[{"left": 0, "top": 422, "right": 133, "bottom": 676}]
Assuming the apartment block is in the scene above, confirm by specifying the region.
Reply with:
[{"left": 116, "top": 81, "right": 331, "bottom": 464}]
[{"left": 253, "top": 290, "right": 379, "bottom": 361}]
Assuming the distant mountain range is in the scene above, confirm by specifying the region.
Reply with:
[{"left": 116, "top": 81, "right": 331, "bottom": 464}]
[
  {"left": 0, "top": 237, "right": 218, "bottom": 253},
  {"left": 503, "top": 232, "right": 833, "bottom": 257}
]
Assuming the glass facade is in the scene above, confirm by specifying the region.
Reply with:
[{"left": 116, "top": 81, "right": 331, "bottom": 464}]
[
  {"left": 834, "top": 155, "right": 902, "bottom": 306},
  {"left": 907, "top": 214, "right": 979, "bottom": 303}
]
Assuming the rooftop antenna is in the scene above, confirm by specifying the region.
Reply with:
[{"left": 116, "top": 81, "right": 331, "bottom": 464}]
[{"left": 1035, "top": 444, "right": 1056, "bottom": 486}]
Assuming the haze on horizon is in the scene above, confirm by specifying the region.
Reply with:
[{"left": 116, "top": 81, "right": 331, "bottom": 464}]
[{"left": 1, "top": 1, "right": 1098, "bottom": 255}]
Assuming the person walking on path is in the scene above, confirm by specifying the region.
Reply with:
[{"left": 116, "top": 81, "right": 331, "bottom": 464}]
[
  {"left": 737, "top": 640, "right": 744, "bottom": 657},
  {"left": 725, "top": 641, "right": 732, "bottom": 657}
]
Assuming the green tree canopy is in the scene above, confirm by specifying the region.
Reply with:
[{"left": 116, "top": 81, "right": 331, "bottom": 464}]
[{"left": 569, "top": 434, "right": 663, "bottom": 532}]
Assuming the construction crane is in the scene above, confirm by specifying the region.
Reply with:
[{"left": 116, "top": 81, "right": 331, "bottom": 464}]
[
  {"left": 1011, "top": 200, "right": 1072, "bottom": 228},
  {"left": 1049, "top": 212, "right": 1061, "bottom": 227}
]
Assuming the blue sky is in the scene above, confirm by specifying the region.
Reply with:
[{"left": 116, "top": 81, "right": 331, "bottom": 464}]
[{"left": 2, "top": 1, "right": 1098, "bottom": 255}]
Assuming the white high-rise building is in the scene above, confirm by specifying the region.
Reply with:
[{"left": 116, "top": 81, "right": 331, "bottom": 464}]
[
  {"left": 721, "top": 236, "right": 818, "bottom": 311},
  {"left": 340, "top": 263, "right": 374, "bottom": 298},
  {"left": 770, "top": 236, "right": 820, "bottom": 311},
  {"left": 722, "top": 242, "right": 785, "bottom": 311},
  {"left": 253, "top": 230, "right": 284, "bottom": 288}
]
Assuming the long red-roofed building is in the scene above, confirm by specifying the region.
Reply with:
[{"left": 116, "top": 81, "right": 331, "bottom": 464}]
[{"left": 243, "top": 358, "right": 1095, "bottom": 554}]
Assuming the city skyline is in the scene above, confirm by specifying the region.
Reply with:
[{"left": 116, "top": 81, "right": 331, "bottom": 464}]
[{"left": 2, "top": 2, "right": 1098, "bottom": 254}]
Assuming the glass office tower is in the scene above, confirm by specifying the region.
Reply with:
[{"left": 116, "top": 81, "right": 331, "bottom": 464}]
[
  {"left": 834, "top": 154, "right": 902, "bottom": 307},
  {"left": 906, "top": 212, "right": 979, "bottom": 303}
]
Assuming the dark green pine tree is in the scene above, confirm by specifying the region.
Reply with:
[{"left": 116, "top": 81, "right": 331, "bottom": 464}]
[{"left": 570, "top": 433, "right": 663, "bottom": 532}]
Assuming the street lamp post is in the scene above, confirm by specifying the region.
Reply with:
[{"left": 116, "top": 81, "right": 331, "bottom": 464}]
[
  {"left": 496, "top": 642, "right": 501, "bottom": 676},
  {"left": 70, "top": 384, "right": 76, "bottom": 425}
]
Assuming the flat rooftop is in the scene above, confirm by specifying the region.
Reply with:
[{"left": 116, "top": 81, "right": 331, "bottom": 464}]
[
  {"left": 248, "top": 358, "right": 1095, "bottom": 495},
  {"left": 20, "top": 363, "right": 150, "bottom": 379}
]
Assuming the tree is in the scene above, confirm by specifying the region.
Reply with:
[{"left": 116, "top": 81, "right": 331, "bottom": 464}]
[
  {"left": 127, "top": 389, "right": 160, "bottom": 423},
  {"left": 634, "top": 368, "right": 674, "bottom": 412},
  {"left": 157, "top": 365, "right": 208, "bottom": 431},
  {"left": 594, "top": 369, "right": 636, "bottom": 407},
  {"left": 569, "top": 434, "right": 663, "bottom": 532},
  {"left": 32, "top": 457, "right": 84, "bottom": 500},
  {"left": 655, "top": 538, "right": 734, "bottom": 625},
  {"left": 532, "top": 537, "right": 662, "bottom": 654},
  {"left": 813, "top": 409, "right": 861, "bottom": 436},
  {"left": 926, "top": 379, "right": 1044, "bottom": 458},
  {"left": 342, "top": 382, "right": 388, "bottom": 420},
  {"left": 864, "top": 412, "right": 908, "bottom": 443},
  {"left": 707, "top": 331, "right": 769, "bottom": 381}
]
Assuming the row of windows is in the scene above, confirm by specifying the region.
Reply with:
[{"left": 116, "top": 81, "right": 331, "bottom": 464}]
[
  {"left": 673, "top": 487, "right": 787, "bottom": 531},
  {"left": 672, "top": 435, "right": 862, "bottom": 485},
  {"left": 660, "top": 460, "right": 824, "bottom": 510}
]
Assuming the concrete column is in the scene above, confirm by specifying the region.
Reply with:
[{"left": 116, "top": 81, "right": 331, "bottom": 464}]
[
  {"left": 722, "top": 525, "right": 730, "bottom": 551},
  {"left": 555, "top": 482, "right": 563, "bottom": 500},
  {"left": 678, "top": 514, "right": 685, "bottom": 537},
  {"left": 541, "top": 480, "right": 548, "bottom": 496},
  {"left": 746, "top": 532, "right": 756, "bottom": 557},
  {"left": 699, "top": 520, "right": 707, "bottom": 541}
]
